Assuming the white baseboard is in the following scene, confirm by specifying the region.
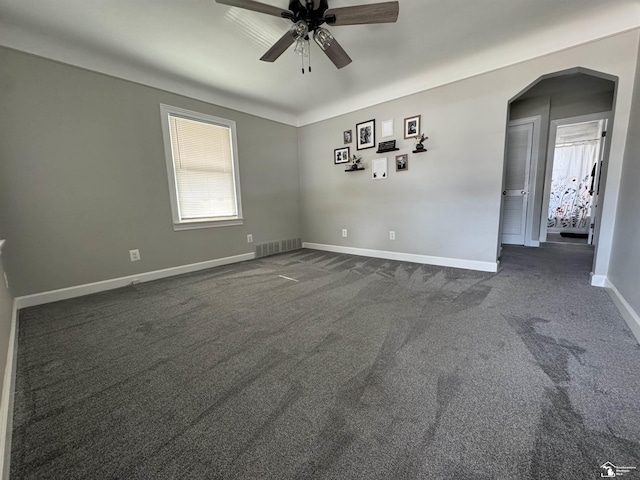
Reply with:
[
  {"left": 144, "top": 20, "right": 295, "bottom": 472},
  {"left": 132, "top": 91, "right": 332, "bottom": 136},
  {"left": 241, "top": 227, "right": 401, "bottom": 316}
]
[
  {"left": 302, "top": 243, "right": 498, "bottom": 273},
  {"left": 0, "top": 301, "right": 17, "bottom": 480},
  {"left": 590, "top": 273, "right": 608, "bottom": 287},
  {"left": 15, "top": 252, "right": 255, "bottom": 309},
  {"left": 605, "top": 278, "right": 640, "bottom": 344}
]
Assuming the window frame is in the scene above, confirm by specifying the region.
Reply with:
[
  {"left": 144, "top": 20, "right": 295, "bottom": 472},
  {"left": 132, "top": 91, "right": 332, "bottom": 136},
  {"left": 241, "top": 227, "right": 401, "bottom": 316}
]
[{"left": 159, "top": 104, "right": 243, "bottom": 231}]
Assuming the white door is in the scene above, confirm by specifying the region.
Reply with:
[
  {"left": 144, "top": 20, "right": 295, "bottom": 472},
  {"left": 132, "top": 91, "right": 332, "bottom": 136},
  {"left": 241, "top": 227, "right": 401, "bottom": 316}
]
[{"left": 501, "top": 123, "right": 533, "bottom": 245}]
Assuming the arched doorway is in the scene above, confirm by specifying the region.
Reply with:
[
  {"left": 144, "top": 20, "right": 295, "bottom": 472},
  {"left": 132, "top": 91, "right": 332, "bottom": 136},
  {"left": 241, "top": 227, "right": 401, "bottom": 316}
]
[{"left": 499, "top": 67, "right": 618, "bottom": 276}]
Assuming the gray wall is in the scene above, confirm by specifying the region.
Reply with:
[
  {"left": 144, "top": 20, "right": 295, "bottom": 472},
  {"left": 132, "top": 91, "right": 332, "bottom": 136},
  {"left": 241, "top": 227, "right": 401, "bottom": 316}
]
[
  {"left": 550, "top": 90, "right": 615, "bottom": 121},
  {"left": 298, "top": 32, "right": 639, "bottom": 270},
  {"left": 299, "top": 74, "right": 507, "bottom": 266},
  {"left": 609, "top": 41, "right": 640, "bottom": 317},
  {"left": 0, "top": 47, "right": 301, "bottom": 296},
  {"left": 1, "top": 31, "right": 639, "bottom": 295},
  {"left": 0, "top": 247, "right": 13, "bottom": 400}
]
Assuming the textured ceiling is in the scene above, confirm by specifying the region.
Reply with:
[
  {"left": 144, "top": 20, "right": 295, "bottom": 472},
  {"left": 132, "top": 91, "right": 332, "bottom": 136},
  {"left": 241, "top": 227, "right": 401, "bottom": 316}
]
[{"left": 1, "top": 0, "right": 639, "bottom": 126}]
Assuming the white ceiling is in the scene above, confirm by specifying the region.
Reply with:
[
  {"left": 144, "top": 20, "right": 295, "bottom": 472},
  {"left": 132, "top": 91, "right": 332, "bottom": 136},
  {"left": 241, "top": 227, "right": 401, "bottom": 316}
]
[{"left": 1, "top": 0, "right": 639, "bottom": 126}]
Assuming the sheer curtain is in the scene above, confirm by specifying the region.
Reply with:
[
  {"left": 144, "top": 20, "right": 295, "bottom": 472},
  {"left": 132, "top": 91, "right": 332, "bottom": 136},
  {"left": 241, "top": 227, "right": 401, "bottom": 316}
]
[{"left": 548, "top": 122, "right": 601, "bottom": 231}]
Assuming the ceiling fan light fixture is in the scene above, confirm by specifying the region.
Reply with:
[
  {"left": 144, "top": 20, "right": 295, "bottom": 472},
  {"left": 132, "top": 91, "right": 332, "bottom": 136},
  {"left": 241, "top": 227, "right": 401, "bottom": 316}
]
[
  {"left": 294, "top": 37, "right": 310, "bottom": 57},
  {"left": 313, "top": 28, "right": 333, "bottom": 50},
  {"left": 290, "top": 20, "right": 309, "bottom": 39}
]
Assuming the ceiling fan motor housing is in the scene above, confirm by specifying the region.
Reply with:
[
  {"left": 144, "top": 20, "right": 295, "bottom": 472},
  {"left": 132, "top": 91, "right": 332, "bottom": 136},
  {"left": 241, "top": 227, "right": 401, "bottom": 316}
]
[{"left": 286, "top": 0, "right": 330, "bottom": 32}]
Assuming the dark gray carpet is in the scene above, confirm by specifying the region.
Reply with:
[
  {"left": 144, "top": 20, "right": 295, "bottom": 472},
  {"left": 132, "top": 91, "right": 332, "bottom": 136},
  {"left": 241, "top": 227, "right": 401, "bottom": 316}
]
[{"left": 10, "top": 245, "right": 640, "bottom": 479}]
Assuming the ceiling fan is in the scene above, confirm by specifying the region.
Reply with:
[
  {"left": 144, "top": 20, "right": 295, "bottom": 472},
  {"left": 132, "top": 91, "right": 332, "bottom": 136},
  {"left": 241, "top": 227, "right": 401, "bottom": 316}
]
[{"left": 215, "top": 0, "right": 400, "bottom": 70}]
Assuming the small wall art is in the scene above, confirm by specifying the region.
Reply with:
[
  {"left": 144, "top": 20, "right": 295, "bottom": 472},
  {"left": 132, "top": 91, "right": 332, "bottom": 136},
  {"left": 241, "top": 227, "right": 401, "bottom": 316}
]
[
  {"left": 396, "top": 154, "right": 408, "bottom": 171},
  {"left": 372, "top": 157, "right": 388, "bottom": 180},
  {"left": 404, "top": 115, "right": 421, "bottom": 139},
  {"left": 381, "top": 119, "right": 394, "bottom": 138},
  {"left": 344, "top": 129, "right": 352, "bottom": 144},
  {"left": 356, "top": 119, "right": 376, "bottom": 150},
  {"left": 334, "top": 146, "right": 350, "bottom": 164}
]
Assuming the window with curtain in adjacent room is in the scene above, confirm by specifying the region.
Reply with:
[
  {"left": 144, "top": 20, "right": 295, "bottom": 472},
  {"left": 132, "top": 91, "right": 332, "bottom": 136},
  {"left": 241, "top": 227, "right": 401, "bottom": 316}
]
[{"left": 160, "top": 104, "right": 243, "bottom": 230}]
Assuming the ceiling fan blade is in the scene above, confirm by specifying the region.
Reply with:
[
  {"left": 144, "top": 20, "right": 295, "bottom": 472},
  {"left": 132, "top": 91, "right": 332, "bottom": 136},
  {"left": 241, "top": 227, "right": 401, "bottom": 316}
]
[
  {"left": 324, "top": 1, "right": 399, "bottom": 26},
  {"left": 260, "top": 30, "right": 296, "bottom": 62},
  {"left": 215, "top": 0, "right": 292, "bottom": 19},
  {"left": 320, "top": 35, "right": 352, "bottom": 69}
]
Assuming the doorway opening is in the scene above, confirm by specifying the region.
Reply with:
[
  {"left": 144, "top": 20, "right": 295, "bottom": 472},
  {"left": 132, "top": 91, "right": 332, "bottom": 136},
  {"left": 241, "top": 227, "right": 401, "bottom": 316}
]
[
  {"left": 499, "top": 67, "right": 617, "bottom": 277},
  {"left": 544, "top": 118, "right": 607, "bottom": 246}
]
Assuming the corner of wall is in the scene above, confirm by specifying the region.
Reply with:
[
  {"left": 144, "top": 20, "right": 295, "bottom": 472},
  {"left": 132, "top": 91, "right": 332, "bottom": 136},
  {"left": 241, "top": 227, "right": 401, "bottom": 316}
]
[{"left": 0, "top": 300, "right": 17, "bottom": 480}]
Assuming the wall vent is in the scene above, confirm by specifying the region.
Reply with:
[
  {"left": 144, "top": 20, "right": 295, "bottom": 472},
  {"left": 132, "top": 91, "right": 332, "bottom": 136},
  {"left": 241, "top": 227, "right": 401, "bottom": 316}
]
[{"left": 255, "top": 238, "right": 302, "bottom": 258}]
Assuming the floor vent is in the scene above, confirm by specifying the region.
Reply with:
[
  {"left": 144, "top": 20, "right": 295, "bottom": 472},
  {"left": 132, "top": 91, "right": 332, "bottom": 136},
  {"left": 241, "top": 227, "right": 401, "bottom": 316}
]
[{"left": 255, "top": 238, "right": 302, "bottom": 258}]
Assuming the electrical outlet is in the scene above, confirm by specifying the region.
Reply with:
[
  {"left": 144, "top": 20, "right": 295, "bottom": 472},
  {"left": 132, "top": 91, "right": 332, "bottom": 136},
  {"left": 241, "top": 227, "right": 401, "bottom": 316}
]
[
  {"left": 247, "top": 234, "right": 253, "bottom": 243},
  {"left": 342, "top": 229, "right": 348, "bottom": 238},
  {"left": 129, "top": 249, "right": 141, "bottom": 262},
  {"left": 389, "top": 231, "right": 396, "bottom": 240}
]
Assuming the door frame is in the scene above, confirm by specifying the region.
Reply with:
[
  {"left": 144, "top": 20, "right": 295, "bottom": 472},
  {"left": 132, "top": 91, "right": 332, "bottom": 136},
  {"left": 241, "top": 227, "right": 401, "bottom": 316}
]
[
  {"left": 539, "top": 112, "right": 612, "bottom": 243},
  {"left": 505, "top": 115, "right": 541, "bottom": 247},
  {"left": 588, "top": 119, "right": 608, "bottom": 245}
]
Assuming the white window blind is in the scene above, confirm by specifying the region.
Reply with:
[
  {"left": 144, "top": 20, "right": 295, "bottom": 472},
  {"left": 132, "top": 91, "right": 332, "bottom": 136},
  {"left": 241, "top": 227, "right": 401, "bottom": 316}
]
[{"left": 160, "top": 105, "right": 242, "bottom": 230}]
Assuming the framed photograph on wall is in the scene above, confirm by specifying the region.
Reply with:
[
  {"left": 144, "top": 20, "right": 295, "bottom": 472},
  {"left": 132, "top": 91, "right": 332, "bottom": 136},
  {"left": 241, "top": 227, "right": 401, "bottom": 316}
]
[
  {"left": 356, "top": 119, "right": 376, "bottom": 150},
  {"left": 396, "top": 154, "right": 408, "bottom": 171},
  {"left": 334, "top": 146, "right": 350, "bottom": 164},
  {"left": 404, "top": 115, "right": 421, "bottom": 139},
  {"left": 344, "top": 130, "right": 352, "bottom": 144}
]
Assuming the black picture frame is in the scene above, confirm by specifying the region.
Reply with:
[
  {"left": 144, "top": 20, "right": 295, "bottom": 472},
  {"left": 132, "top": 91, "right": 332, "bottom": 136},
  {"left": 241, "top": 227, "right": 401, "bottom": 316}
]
[
  {"left": 344, "top": 130, "right": 352, "bottom": 144},
  {"left": 404, "top": 115, "right": 421, "bottom": 139},
  {"left": 334, "top": 146, "right": 350, "bottom": 164},
  {"left": 356, "top": 119, "right": 376, "bottom": 150}
]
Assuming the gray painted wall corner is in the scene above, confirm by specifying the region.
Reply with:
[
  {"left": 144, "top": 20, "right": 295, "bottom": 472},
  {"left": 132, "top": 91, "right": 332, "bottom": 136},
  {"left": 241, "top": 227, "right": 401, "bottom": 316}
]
[
  {"left": 0, "top": 47, "right": 301, "bottom": 296},
  {"left": 608, "top": 38, "right": 640, "bottom": 317},
  {"left": 0, "top": 243, "right": 16, "bottom": 480},
  {"left": 0, "top": 245, "right": 13, "bottom": 402}
]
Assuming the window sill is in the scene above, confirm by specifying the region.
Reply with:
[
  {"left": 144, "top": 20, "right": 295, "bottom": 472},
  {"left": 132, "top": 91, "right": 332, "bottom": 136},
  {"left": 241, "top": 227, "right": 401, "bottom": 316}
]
[{"left": 173, "top": 218, "right": 244, "bottom": 231}]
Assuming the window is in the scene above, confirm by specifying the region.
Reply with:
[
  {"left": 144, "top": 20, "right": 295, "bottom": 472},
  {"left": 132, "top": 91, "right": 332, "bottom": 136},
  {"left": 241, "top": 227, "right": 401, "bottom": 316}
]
[{"left": 160, "top": 104, "right": 243, "bottom": 230}]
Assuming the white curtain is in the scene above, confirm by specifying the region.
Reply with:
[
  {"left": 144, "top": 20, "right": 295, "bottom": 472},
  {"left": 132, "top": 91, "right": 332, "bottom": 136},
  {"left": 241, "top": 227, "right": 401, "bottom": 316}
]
[{"left": 548, "top": 141, "right": 597, "bottom": 230}]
